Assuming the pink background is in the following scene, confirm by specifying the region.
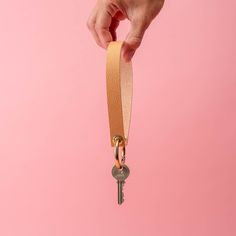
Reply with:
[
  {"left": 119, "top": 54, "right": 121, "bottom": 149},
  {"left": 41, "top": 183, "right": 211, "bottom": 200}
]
[{"left": 0, "top": 0, "right": 236, "bottom": 235}]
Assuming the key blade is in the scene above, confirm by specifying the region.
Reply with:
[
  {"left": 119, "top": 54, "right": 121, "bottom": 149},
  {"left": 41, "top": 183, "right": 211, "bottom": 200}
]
[{"left": 117, "top": 181, "right": 124, "bottom": 205}]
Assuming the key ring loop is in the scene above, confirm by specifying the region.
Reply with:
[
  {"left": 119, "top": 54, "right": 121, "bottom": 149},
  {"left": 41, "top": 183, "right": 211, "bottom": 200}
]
[
  {"left": 106, "top": 41, "right": 133, "bottom": 147},
  {"left": 113, "top": 135, "right": 126, "bottom": 169}
]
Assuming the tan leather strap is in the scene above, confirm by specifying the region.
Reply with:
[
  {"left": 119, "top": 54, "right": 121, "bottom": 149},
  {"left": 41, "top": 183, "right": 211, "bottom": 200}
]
[{"left": 106, "top": 41, "right": 133, "bottom": 148}]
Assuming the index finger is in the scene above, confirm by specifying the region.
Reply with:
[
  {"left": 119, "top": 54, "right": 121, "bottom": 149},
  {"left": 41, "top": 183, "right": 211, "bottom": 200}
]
[{"left": 95, "top": 9, "right": 113, "bottom": 48}]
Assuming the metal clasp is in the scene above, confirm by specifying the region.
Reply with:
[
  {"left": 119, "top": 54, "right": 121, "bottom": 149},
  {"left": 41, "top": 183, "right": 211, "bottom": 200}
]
[{"left": 113, "top": 135, "right": 126, "bottom": 169}]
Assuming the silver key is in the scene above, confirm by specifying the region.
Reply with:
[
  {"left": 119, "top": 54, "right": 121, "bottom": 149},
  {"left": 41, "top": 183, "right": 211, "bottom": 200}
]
[{"left": 112, "top": 164, "right": 130, "bottom": 205}]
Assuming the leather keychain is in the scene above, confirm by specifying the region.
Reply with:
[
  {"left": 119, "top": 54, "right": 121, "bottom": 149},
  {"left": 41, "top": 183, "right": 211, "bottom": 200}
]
[{"left": 106, "top": 41, "right": 133, "bottom": 205}]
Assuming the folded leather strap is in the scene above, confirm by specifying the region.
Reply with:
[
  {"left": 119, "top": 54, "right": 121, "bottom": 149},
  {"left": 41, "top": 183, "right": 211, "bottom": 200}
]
[{"left": 106, "top": 41, "right": 133, "bottom": 148}]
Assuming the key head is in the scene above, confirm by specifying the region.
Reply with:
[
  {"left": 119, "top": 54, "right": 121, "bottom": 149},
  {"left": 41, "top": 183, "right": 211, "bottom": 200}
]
[{"left": 112, "top": 164, "right": 130, "bottom": 182}]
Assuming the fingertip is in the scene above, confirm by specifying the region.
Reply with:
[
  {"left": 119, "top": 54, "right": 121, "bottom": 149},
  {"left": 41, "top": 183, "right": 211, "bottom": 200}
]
[
  {"left": 96, "top": 28, "right": 113, "bottom": 48},
  {"left": 103, "top": 40, "right": 112, "bottom": 49}
]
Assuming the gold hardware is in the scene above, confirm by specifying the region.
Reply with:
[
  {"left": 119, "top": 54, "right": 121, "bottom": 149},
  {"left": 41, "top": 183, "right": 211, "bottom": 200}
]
[{"left": 113, "top": 135, "right": 126, "bottom": 169}]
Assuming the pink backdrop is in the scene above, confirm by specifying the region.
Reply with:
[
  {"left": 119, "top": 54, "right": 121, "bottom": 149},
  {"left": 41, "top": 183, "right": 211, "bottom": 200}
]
[{"left": 0, "top": 1, "right": 236, "bottom": 235}]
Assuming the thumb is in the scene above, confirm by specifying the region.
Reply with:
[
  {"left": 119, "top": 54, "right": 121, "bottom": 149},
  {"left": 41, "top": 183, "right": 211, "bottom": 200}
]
[{"left": 122, "top": 17, "right": 149, "bottom": 62}]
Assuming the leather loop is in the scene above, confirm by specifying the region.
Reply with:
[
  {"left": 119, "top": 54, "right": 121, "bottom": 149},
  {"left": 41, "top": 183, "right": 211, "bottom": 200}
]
[{"left": 106, "top": 41, "right": 133, "bottom": 147}]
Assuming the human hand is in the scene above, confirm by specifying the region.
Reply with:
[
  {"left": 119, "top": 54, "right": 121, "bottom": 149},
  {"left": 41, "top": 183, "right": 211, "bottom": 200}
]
[{"left": 87, "top": 0, "right": 164, "bottom": 62}]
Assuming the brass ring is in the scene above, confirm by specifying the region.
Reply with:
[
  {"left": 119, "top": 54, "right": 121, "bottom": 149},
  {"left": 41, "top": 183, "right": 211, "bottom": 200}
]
[{"left": 113, "top": 136, "right": 125, "bottom": 169}]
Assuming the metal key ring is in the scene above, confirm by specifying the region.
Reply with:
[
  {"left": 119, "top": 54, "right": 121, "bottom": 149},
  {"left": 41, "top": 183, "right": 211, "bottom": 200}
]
[{"left": 113, "top": 136, "right": 126, "bottom": 169}]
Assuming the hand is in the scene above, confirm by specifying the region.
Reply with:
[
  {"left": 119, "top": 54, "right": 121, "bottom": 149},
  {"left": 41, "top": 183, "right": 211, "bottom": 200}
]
[{"left": 87, "top": 0, "right": 164, "bottom": 62}]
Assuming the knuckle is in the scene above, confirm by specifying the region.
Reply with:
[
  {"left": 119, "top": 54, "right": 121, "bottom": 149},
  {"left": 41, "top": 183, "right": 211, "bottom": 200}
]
[
  {"left": 95, "top": 24, "right": 106, "bottom": 33},
  {"left": 94, "top": 24, "right": 101, "bottom": 32},
  {"left": 103, "top": 0, "right": 121, "bottom": 15},
  {"left": 103, "top": 0, "right": 116, "bottom": 7},
  {"left": 86, "top": 18, "right": 95, "bottom": 30}
]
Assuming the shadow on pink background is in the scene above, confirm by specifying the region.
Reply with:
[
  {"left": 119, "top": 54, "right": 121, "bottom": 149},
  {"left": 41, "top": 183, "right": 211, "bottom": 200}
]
[{"left": 0, "top": 1, "right": 236, "bottom": 236}]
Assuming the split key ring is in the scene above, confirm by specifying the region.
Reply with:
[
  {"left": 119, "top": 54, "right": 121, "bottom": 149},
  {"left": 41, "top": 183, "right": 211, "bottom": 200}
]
[{"left": 113, "top": 135, "right": 126, "bottom": 169}]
